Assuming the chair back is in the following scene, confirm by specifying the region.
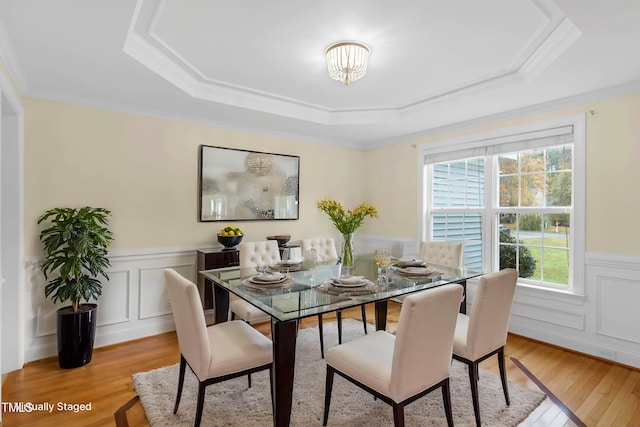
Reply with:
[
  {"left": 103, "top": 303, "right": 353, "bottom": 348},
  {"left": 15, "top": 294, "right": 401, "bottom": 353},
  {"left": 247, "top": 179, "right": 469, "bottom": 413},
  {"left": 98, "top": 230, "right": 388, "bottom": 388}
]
[
  {"left": 300, "top": 237, "right": 339, "bottom": 262},
  {"left": 390, "top": 284, "right": 463, "bottom": 400},
  {"left": 164, "top": 268, "right": 210, "bottom": 379},
  {"left": 420, "top": 241, "right": 464, "bottom": 269},
  {"left": 466, "top": 268, "right": 518, "bottom": 360},
  {"left": 239, "top": 240, "right": 282, "bottom": 268}
]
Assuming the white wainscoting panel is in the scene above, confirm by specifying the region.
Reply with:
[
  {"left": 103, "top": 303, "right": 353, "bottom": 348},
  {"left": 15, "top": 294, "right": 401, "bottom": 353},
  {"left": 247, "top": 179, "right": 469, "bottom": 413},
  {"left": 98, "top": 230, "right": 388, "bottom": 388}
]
[
  {"left": 97, "top": 269, "right": 131, "bottom": 327},
  {"left": 23, "top": 247, "right": 197, "bottom": 362},
  {"left": 512, "top": 300, "right": 585, "bottom": 330},
  {"left": 139, "top": 263, "right": 195, "bottom": 320},
  {"left": 139, "top": 267, "right": 172, "bottom": 320},
  {"left": 505, "top": 252, "right": 640, "bottom": 368},
  {"left": 595, "top": 272, "right": 640, "bottom": 344},
  {"left": 36, "top": 306, "right": 57, "bottom": 338},
  {"left": 355, "top": 235, "right": 419, "bottom": 260}
]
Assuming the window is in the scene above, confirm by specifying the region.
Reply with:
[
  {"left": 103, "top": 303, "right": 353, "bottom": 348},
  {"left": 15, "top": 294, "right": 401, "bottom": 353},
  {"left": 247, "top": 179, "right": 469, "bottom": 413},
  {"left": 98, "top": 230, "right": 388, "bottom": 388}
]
[
  {"left": 419, "top": 115, "right": 585, "bottom": 293},
  {"left": 431, "top": 159, "right": 484, "bottom": 269}
]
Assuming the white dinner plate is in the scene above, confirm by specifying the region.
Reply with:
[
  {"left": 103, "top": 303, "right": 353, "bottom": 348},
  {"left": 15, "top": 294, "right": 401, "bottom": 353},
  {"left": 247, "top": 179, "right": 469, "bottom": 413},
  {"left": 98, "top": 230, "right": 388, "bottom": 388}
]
[
  {"left": 330, "top": 276, "right": 368, "bottom": 287},
  {"left": 242, "top": 277, "right": 292, "bottom": 289},
  {"left": 397, "top": 266, "right": 435, "bottom": 275},
  {"left": 251, "top": 273, "right": 286, "bottom": 283}
]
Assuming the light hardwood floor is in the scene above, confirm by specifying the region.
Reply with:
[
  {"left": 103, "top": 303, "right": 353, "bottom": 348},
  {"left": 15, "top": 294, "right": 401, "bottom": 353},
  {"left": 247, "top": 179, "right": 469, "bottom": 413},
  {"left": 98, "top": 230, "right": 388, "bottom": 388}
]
[{"left": 2, "top": 302, "right": 639, "bottom": 426}]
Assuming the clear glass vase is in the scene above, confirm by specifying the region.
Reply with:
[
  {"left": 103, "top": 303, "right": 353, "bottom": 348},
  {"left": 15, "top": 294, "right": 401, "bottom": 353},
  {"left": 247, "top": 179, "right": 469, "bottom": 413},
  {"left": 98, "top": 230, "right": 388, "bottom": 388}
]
[{"left": 341, "top": 233, "right": 355, "bottom": 275}]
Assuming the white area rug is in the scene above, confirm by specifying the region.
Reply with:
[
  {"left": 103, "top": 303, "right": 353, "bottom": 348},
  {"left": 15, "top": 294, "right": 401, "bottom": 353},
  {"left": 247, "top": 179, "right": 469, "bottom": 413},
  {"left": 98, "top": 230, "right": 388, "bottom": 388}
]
[{"left": 133, "top": 320, "right": 546, "bottom": 426}]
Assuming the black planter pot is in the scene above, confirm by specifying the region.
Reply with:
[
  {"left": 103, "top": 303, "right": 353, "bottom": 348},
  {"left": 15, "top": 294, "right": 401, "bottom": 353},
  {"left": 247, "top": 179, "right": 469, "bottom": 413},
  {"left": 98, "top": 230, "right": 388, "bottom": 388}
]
[{"left": 56, "top": 303, "right": 97, "bottom": 369}]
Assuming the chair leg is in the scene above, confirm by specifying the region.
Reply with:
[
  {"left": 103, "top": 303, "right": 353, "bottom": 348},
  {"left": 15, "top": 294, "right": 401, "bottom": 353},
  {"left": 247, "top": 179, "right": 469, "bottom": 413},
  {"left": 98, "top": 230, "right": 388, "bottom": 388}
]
[
  {"left": 360, "top": 304, "right": 368, "bottom": 334},
  {"left": 231, "top": 312, "right": 236, "bottom": 320},
  {"left": 323, "top": 366, "right": 335, "bottom": 426},
  {"left": 498, "top": 347, "right": 510, "bottom": 406},
  {"left": 392, "top": 402, "right": 405, "bottom": 427},
  {"left": 337, "top": 310, "right": 343, "bottom": 344},
  {"left": 194, "top": 382, "right": 207, "bottom": 427},
  {"left": 318, "top": 314, "right": 325, "bottom": 358},
  {"left": 441, "top": 379, "right": 454, "bottom": 427},
  {"left": 247, "top": 373, "right": 252, "bottom": 388},
  {"left": 173, "top": 355, "right": 187, "bottom": 414},
  {"left": 469, "top": 362, "right": 481, "bottom": 427}
]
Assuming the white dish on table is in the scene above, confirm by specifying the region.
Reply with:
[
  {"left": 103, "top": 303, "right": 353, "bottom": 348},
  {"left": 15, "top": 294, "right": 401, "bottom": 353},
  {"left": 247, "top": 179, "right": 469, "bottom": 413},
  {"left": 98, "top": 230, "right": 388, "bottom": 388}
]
[{"left": 330, "top": 275, "right": 368, "bottom": 287}]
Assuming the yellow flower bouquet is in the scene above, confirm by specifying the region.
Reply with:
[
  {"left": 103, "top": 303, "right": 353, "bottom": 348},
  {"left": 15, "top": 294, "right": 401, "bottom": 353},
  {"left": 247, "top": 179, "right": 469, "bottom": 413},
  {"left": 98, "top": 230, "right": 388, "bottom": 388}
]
[{"left": 316, "top": 199, "right": 378, "bottom": 267}]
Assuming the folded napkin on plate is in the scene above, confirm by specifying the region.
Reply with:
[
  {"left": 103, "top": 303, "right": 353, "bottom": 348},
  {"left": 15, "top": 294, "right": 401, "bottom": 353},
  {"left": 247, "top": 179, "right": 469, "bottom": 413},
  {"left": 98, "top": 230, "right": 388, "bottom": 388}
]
[
  {"left": 332, "top": 275, "right": 366, "bottom": 285},
  {"left": 252, "top": 273, "right": 286, "bottom": 283},
  {"left": 395, "top": 266, "right": 441, "bottom": 279},
  {"left": 279, "top": 260, "right": 302, "bottom": 266},
  {"left": 269, "top": 262, "right": 302, "bottom": 272},
  {"left": 396, "top": 259, "right": 426, "bottom": 268},
  {"left": 319, "top": 280, "right": 379, "bottom": 296},
  {"left": 397, "top": 266, "right": 433, "bottom": 274}
]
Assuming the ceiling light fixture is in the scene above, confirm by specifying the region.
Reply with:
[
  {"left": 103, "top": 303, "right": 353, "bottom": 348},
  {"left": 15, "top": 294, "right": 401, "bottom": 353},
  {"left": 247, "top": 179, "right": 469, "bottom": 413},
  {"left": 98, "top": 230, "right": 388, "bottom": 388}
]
[{"left": 324, "top": 41, "right": 370, "bottom": 85}]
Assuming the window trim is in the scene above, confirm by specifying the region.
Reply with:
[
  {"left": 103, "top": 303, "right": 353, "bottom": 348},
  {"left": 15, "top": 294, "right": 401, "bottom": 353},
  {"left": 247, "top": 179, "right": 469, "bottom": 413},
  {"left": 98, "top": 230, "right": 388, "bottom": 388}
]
[{"left": 418, "top": 114, "right": 586, "bottom": 295}]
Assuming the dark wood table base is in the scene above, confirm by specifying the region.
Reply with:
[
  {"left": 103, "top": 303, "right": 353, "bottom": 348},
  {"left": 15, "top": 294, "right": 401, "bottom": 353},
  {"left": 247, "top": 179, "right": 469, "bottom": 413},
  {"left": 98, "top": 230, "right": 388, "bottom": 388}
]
[{"left": 213, "top": 278, "right": 469, "bottom": 426}]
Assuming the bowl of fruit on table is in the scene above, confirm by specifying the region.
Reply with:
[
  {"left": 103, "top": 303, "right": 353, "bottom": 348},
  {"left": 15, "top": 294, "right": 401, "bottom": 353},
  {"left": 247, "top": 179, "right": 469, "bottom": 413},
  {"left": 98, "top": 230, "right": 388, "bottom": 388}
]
[{"left": 217, "top": 226, "right": 244, "bottom": 249}]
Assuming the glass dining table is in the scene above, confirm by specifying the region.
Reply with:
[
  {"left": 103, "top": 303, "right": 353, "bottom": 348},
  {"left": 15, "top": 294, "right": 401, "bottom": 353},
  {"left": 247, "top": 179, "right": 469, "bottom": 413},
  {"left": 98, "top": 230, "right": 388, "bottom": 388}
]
[{"left": 200, "top": 262, "right": 482, "bottom": 427}]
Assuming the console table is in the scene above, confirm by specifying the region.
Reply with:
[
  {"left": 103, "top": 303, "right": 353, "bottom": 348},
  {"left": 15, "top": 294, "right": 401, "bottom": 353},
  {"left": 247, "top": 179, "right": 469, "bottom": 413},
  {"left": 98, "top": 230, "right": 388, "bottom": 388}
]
[{"left": 196, "top": 248, "right": 240, "bottom": 309}]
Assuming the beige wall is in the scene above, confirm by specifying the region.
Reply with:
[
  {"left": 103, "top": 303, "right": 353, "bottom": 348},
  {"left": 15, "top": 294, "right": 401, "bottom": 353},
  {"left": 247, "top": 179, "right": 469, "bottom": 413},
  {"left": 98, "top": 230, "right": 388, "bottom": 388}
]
[
  {"left": 364, "top": 92, "right": 640, "bottom": 256},
  {"left": 23, "top": 98, "right": 369, "bottom": 255},
  {"left": 362, "top": 142, "right": 419, "bottom": 237},
  {"left": 23, "top": 92, "right": 640, "bottom": 257}
]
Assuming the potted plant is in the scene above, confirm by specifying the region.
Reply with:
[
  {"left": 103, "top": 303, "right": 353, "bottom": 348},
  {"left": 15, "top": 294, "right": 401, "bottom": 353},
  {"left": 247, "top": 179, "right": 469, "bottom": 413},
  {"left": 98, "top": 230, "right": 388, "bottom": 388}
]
[{"left": 37, "top": 207, "right": 113, "bottom": 368}]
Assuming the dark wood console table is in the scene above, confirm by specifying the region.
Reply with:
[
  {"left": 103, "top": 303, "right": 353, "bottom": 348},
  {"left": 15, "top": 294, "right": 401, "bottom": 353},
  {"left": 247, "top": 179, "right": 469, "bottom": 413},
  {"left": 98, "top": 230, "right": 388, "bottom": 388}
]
[{"left": 196, "top": 247, "right": 240, "bottom": 309}]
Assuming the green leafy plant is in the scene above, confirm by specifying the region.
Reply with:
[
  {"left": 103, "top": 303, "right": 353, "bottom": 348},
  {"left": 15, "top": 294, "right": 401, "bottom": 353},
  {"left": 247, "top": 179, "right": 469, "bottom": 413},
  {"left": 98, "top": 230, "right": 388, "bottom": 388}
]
[
  {"left": 38, "top": 207, "right": 113, "bottom": 312},
  {"left": 499, "top": 229, "right": 536, "bottom": 278}
]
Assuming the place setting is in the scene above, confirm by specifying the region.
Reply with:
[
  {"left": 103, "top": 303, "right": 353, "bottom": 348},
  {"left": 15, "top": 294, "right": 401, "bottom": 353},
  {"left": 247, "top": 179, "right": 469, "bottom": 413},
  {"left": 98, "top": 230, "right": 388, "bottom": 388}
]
[
  {"left": 318, "top": 274, "right": 381, "bottom": 296},
  {"left": 266, "top": 259, "right": 304, "bottom": 273},
  {"left": 392, "top": 258, "right": 442, "bottom": 279},
  {"left": 241, "top": 271, "right": 293, "bottom": 290}
]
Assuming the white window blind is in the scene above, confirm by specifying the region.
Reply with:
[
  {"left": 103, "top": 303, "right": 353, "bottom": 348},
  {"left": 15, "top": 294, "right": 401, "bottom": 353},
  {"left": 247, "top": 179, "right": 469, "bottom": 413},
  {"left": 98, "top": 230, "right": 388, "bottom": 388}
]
[{"left": 424, "top": 125, "right": 574, "bottom": 165}]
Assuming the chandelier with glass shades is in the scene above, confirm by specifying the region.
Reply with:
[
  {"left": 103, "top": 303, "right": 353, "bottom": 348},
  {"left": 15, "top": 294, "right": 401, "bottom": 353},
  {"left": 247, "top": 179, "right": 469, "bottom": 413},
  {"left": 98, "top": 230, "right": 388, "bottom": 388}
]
[{"left": 324, "top": 41, "right": 370, "bottom": 85}]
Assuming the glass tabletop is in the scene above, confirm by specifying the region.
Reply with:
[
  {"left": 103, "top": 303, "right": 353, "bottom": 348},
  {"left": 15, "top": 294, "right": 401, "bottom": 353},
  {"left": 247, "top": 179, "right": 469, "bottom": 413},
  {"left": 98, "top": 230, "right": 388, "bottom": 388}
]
[{"left": 200, "top": 262, "right": 483, "bottom": 323}]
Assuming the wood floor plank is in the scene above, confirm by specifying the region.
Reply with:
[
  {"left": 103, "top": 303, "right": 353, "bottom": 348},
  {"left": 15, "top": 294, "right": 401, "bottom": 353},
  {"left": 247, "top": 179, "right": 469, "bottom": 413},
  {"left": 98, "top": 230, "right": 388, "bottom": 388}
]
[
  {"left": 578, "top": 364, "right": 631, "bottom": 426},
  {"left": 594, "top": 369, "right": 640, "bottom": 427}
]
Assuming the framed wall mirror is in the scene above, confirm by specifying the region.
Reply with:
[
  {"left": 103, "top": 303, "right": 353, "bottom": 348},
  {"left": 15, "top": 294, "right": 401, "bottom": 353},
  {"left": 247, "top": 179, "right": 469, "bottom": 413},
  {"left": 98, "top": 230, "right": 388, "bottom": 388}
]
[{"left": 199, "top": 145, "right": 300, "bottom": 221}]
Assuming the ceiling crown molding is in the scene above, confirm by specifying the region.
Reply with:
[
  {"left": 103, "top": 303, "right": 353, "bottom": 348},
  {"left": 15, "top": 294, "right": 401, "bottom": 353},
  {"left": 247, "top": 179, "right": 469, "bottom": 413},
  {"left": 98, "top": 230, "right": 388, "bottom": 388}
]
[
  {"left": 0, "top": 16, "right": 28, "bottom": 94},
  {"left": 124, "top": 0, "right": 581, "bottom": 128}
]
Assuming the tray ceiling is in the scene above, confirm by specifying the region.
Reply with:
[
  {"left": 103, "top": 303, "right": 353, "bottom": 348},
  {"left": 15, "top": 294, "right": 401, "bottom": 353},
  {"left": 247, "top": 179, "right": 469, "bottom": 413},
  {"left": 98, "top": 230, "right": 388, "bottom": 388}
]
[{"left": 1, "top": 0, "right": 639, "bottom": 148}]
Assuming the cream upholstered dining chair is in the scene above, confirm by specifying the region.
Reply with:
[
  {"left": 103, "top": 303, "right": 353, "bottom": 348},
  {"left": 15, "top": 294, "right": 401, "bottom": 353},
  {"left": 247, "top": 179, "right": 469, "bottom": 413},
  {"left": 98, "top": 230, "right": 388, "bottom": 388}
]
[
  {"left": 230, "top": 240, "right": 282, "bottom": 324},
  {"left": 420, "top": 240, "right": 464, "bottom": 268},
  {"left": 301, "top": 237, "right": 368, "bottom": 357},
  {"left": 452, "top": 268, "right": 518, "bottom": 427},
  {"left": 164, "top": 269, "right": 273, "bottom": 427},
  {"left": 323, "top": 284, "right": 463, "bottom": 427},
  {"left": 300, "top": 237, "right": 339, "bottom": 261},
  {"left": 392, "top": 240, "right": 464, "bottom": 305}
]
